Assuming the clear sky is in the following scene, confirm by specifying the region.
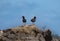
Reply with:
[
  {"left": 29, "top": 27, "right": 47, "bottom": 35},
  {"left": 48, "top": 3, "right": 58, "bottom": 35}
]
[{"left": 0, "top": 0, "right": 60, "bottom": 36}]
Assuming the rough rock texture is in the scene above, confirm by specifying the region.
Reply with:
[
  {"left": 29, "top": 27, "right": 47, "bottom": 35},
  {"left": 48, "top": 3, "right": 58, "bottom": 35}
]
[{"left": 0, "top": 25, "right": 59, "bottom": 41}]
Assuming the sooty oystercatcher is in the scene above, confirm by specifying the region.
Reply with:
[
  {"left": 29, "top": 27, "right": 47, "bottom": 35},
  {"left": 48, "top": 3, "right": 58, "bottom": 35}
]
[
  {"left": 31, "top": 16, "right": 36, "bottom": 24},
  {"left": 22, "top": 16, "right": 27, "bottom": 25}
]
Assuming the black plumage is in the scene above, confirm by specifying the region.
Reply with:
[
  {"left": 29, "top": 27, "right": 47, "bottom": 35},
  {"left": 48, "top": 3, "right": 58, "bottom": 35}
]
[
  {"left": 22, "top": 16, "right": 27, "bottom": 23},
  {"left": 31, "top": 16, "right": 36, "bottom": 23}
]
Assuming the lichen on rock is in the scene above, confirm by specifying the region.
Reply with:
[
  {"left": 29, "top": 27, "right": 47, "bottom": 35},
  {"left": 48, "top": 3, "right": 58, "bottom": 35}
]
[{"left": 0, "top": 25, "right": 59, "bottom": 41}]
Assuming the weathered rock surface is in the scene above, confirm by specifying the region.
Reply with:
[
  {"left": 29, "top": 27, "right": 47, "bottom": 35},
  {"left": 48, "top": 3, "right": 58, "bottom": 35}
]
[{"left": 0, "top": 25, "right": 59, "bottom": 41}]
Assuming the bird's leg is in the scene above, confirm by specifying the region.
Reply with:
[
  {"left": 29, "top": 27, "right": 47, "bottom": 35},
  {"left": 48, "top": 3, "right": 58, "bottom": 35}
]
[
  {"left": 32, "top": 22, "right": 35, "bottom": 25},
  {"left": 23, "top": 23, "right": 26, "bottom": 26}
]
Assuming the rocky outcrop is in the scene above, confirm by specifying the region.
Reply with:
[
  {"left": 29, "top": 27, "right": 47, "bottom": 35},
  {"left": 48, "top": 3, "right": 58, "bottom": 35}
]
[{"left": 0, "top": 25, "right": 59, "bottom": 41}]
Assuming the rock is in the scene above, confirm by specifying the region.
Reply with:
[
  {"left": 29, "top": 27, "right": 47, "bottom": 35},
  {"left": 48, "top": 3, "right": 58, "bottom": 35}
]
[
  {"left": 52, "top": 37, "right": 59, "bottom": 41},
  {"left": 0, "top": 25, "right": 59, "bottom": 41},
  {"left": 0, "top": 30, "right": 3, "bottom": 36}
]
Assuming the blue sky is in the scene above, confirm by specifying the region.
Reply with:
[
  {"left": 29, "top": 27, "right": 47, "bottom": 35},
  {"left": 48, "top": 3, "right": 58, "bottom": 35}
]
[{"left": 0, "top": 0, "right": 60, "bottom": 35}]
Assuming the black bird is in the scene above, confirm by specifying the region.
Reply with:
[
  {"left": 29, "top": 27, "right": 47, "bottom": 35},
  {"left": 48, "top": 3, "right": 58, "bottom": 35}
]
[
  {"left": 22, "top": 16, "right": 27, "bottom": 25},
  {"left": 31, "top": 16, "right": 36, "bottom": 24}
]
